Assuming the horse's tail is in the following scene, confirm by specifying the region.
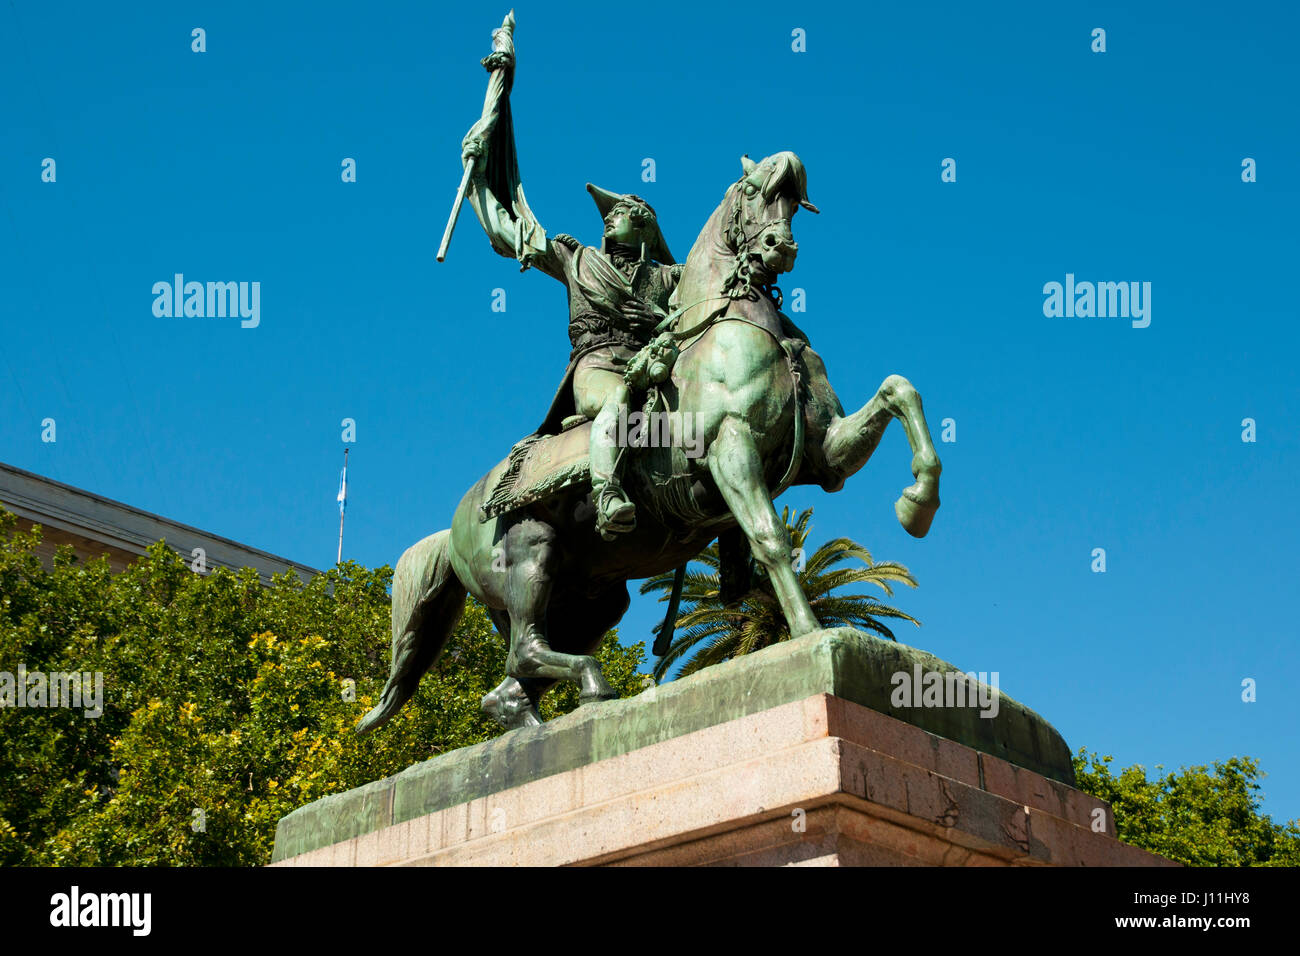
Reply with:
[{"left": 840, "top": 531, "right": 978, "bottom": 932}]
[{"left": 356, "top": 529, "right": 467, "bottom": 735}]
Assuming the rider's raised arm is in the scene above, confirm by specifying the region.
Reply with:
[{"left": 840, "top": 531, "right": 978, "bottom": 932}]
[{"left": 460, "top": 133, "right": 575, "bottom": 283}]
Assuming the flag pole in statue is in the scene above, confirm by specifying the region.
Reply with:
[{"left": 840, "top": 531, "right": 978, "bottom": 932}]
[{"left": 436, "top": 10, "right": 516, "bottom": 262}]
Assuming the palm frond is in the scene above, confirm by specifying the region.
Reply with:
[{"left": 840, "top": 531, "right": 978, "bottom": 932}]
[
  {"left": 649, "top": 506, "right": 920, "bottom": 680},
  {"left": 803, "top": 537, "right": 875, "bottom": 576}
]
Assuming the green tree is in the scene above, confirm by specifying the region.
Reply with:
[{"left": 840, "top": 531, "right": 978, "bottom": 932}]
[
  {"left": 1072, "top": 749, "right": 1300, "bottom": 866},
  {"left": 640, "top": 506, "right": 919, "bottom": 681},
  {"left": 0, "top": 509, "right": 646, "bottom": 866}
]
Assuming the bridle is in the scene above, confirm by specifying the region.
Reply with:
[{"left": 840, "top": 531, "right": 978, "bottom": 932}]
[
  {"left": 647, "top": 181, "right": 797, "bottom": 343},
  {"left": 726, "top": 185, "right": 792, "bottom": 255},
  {"left": 721, "top": 184, "right": 793, "bottom": 306}
]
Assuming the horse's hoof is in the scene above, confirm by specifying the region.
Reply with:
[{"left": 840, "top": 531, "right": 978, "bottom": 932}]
[
  {"left": 895, "top": 490, "right": 939, "bottom": 538},
  {"left": 515, "top": 709, "right": 543, "bottom": 729},
  {"left": 579, "top": 687, "right": 619, "bottom": 706},
  {"left": 480, "top": 692, "right": 508, "bottom": 728},
  {"left": 482, "top": 691, "right": 542, "bottom": 730}
]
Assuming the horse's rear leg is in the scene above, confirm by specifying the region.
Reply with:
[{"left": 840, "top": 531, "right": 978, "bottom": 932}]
[
  {"left": 824, "top": 374, "right": 942, "bottom": 537},
  {"left": 707, "top": 417, "right": 821, "bottom": 637},
  {"left": 501, "top": 517, "right": 616, "bottom": 706},
  {"left": 483, "top": 585, "right": 629, "bottom": 728},
  {"left": 481, "top": 609, "right": 546, "bottom": 729}
]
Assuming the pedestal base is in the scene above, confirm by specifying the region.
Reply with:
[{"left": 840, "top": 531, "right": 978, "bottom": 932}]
[{"left": 271, "top": 630, "right": 1172, "bottom": 867}]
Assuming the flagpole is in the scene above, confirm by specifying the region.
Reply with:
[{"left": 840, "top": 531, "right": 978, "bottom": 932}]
[
  {"left": 337, "top": 447, "right": 349, "bottom": 564},
  {"left": 436, "top": 9, "right": 516, "bottom": 262}
]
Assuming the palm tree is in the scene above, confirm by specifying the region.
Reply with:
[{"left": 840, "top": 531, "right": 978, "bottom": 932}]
[{"left": 640, "top": 507, "right": 919, "bottom": 681}]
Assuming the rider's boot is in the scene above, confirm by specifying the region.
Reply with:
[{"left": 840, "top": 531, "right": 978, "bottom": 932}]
[
  {"left": 590, "top": 391, "right": 636, "bottom": 540},
  {"left": 591, "top": 474, "right": 635, "bottom": 540}
]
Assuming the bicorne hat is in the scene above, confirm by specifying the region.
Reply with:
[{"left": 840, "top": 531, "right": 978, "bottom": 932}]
[{"left": 586, "top": 184, "right": 675, "bottom": 265}]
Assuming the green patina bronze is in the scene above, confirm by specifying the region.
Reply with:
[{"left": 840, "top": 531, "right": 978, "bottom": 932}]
[
  {"left": 355, "top": 11, "right": 944, "bottom": 736},
  {"left": 278, "top": 629, "right": 1073, "bottom": 861}
]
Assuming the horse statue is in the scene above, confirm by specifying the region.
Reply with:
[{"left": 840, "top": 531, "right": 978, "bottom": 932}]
[{"left": 357, "top": 151, "right": 942, "bottom": 733}]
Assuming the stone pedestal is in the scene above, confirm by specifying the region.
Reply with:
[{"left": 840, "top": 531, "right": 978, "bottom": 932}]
[{"left": 271, "top": 629, "right": 1174, "bottom": 867}]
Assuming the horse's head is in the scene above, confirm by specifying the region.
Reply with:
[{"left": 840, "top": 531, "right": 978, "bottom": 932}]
[{"left": 729, "top": 152, "right": 819, "bottom": 278}]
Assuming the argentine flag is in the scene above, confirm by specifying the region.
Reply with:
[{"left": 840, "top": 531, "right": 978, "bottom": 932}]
[{"left": 337, "top": 463, "right": 348, "bottom": 516}]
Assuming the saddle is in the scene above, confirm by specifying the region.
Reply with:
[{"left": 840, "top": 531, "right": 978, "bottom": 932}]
[
  {"left": 479, "top": 332, "right": 682, "bottom": 523},
  {"left": 479, "top": 417, "right": 593, "bottom": 522}
]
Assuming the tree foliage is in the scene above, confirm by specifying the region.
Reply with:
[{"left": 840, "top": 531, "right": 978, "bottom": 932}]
[
  {"left": 1072, "top": 749, "right": 1300, "bottom": 866},
  {"left": 8, "top": 507, "right": 1297, "bottom": 869},
  {"left": 0, "top": 509, "right": 646, "bottom": 866}
]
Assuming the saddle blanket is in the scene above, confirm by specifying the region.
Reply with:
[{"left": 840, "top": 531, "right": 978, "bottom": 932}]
[{"left": 478, "top": 421, "right": 592, "bottom": 521}]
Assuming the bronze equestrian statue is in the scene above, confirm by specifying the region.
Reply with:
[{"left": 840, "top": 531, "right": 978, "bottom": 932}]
[{"left": 358, "top": 13, "right": 941, "bottom": 734}]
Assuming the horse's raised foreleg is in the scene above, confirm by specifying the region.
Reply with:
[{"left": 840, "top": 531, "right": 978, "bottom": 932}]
[
  {"left": 707, "top": 417, "right": 821, "bottom": 637},
  {"left": 824, "top": 374, "right": 942, "bottom": 537},
  {"left": 500, "top": 517, "right": 617, "bottom": 706}
]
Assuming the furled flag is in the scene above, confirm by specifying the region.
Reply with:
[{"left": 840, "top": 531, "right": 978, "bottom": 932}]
[
  {"left": 337, "top": 459, "right": 348, "bottom": 516},
  {"left": 336, "top": 447, "right": 349, "bottom": 565}
]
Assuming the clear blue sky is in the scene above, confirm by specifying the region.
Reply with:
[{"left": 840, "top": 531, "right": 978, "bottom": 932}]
[{"left": 3, "top": 1, "right": 1297, "bottom": 822}]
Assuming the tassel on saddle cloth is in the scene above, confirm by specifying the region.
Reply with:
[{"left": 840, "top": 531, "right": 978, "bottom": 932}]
[{"left": 478, "top": 425, "right": 591, "bottom": 522}]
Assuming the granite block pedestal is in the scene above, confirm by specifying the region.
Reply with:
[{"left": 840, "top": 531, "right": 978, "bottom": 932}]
[{"left": 271, "top": 629, "right": 1174, "bottom": 867}]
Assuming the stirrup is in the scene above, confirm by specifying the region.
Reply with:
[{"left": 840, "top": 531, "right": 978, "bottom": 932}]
[{"left": 593, "top": 482, "right": 636, "bottom": 539}]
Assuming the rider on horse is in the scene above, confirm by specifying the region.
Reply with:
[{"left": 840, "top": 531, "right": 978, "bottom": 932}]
[{"left": 461, "top": 127, "right": 680, "bottom": 540}]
